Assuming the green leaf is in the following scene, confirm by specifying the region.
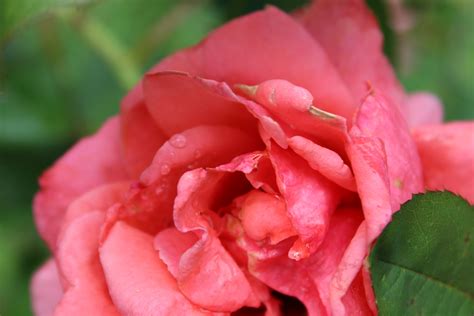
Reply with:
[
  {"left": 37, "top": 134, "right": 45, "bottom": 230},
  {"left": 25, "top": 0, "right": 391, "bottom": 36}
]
[{"left": 370, "top": 192, "right": 474, "bottom": 315}]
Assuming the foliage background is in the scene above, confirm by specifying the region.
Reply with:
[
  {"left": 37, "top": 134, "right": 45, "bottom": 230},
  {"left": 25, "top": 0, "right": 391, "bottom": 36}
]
[{"left": 0, "top": 0, "right": 473, "bottom": 314}]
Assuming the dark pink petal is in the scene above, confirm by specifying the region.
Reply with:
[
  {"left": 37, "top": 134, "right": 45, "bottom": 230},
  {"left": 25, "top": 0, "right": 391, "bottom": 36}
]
[
  {"left": 248, "top": 208, "right": 367, "bottom": 316},
  {"left": 34, "top": 117, "right": 129, "bottom": 249},
  {"left": 100, "top": 222, "right": 214, "bottom": 315},
  {"left": 145, "top": 72, "right": 288, "bottom": 149},
  {"left": 269, "top": 144, "right": 342, "bottom": 260},
  {"left": 216, "top": 152, "right": 278, "bottom": 194},
  {"left": 300, "top": 0, "right": 405, "bottom": 108},
  {"left": 403, "top": 92, "right": 443, "bottom": 127},
  {"left": 341, "top": 271, "right": 374, "bottom": 316},
  {"left": 143, "top": 71, "right": 257, "bottom": 137},
  {"left": 31, "top": 259, "right": 63, "bottom": 316},
  {"left": 121, "top": 99, "right": 167, "bottom": 178},
  {"left": 55, "top": 212, "right": 120, "bottom": 316},
  {"left": 147, "top": 7, "right": 355, "bottom": 119},
  {"left": 288, "top": 136, "right": 356, "bottom": 191},
  {"left": 413, "top": 122, "right": 474, "bottom": 204}
]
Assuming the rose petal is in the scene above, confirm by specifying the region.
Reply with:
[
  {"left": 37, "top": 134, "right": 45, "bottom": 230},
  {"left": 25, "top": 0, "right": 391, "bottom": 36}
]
[
  {"left": 238, "top": 190, "right": 296, "bottom": 244},
  {"left": 216, "top": 152, "right": 278, "bottom": 194},
  {"left": 329, "top": 89, "right": 426, "bottom": 314},
  {"left": 55, "top": 212, "right": 119, "bottom": 316},
  {"left": 54, "top": 183, "right": 130, "bottom": 315},
  {"left": 34, "top": 117, "right": 129, "bottom": 249},
  {"left": 173, "top": 169, "right": 258, "bottom": 312},
  {"left": 288, "top": 136, "right": 356, "bottom": 191},
  {"left": 351, "top": 92, "right": 423, "bottom": 209},
  {"left": 154, "top": 227, "right": 198, "bottom": 277},
  {"left": 60, "top": 182, "right": 129, "bottom": 233},
  {"left": 269, "top": 144, "right": 341, "bottom": 259},
  {"left": 141, "top": 125, "right": 261, "bottom": 186},
  {"left": 329, "top": 221, "right": 369, "bottom": 315},
  {"left": 143, "top": 71, "right": 257, "bottom": 137},
  {"left": 248, "top": 208, "right": 366, "bottom": 316},
  {"left": 235, "top": 80, "right": 350, "bottom": 156},
  {"left": 413, "top": 122, "right": 474, "bottom": 204},
  {"left": 300, "top": 0, "right": 405, "bottom": 108},
  {"left": 31, "top": 259, "right": 63, "bottom": 316},
  {"left": 121, "top": 100, "right": 167, "bottom": 178},
  {"left": 145, "top": 72, "right": 288, "bottom": 149},
  {"left": 403, "top": 92, "right": 444, "bottom": 127},
  {"left": 101, "top": 125, "right": 260, "bottom": 239},
  {"left": 146, "top": 7, "right": 354, "bottom": 119},
  {"left": 100, "top": 222, "right": 213, "bottom": 315}
]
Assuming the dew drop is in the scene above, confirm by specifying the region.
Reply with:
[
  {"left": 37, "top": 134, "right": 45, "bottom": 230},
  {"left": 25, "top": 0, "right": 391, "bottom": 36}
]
[
  {"left": 169, "top": 134, "right": 187, "bottom": 148},
  {"left": 160, "top": 164, "right": 171, "bottom": 175},
  {"left": 155, "top": 184, "right": 167, "bottom": 195},
  {"left": 194, "top": 149, "right": 202, "bottom": 159}
]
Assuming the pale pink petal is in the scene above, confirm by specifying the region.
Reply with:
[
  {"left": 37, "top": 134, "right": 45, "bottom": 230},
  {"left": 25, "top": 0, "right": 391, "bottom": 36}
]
[
  {"left": 55, "top": 212, "right": 119, "bottom": 316},
  {"left": 31, "top": 259, "right": 63, "bottom": 316},
  {"left": 300, "top": 0, "right": 405, "bottom": 108},
  {"left": 100, "top": 222, "right": 213, "bottom": 315},
  {"left": 34, "top": 117, "right": 129, "bottom": 249},
  {"left": 413, "top": 122, "right": 474, "bottom": 204},
  {"left": 404, "top": 92, "right": 444, "bottom": 127}
]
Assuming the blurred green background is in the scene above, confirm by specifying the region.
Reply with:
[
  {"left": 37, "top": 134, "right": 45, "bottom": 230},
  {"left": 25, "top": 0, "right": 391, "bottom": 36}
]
[{"left": 0, "top": 0, "right": 473, "bottom": 314}]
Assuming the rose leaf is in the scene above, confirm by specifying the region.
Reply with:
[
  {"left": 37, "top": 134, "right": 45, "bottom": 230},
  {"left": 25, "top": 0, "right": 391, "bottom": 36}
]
[{"left": 369, "top": 191, "right": 474, "bottom": 315}]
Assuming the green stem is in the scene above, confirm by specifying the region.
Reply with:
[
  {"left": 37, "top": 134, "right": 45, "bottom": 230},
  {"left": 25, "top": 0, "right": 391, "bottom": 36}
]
[{"left": 59, "top": 10, "right": 140, "bottom": 90}]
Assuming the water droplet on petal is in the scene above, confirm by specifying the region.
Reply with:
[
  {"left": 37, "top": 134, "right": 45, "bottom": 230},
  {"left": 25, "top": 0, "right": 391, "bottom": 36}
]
[
  {"left": 169, "top": 134, "right": 187, "bottom": 148},
  {"left": 155, "top": 184, "right": 167, "bottom": 195},
  {"left": 160, "top": 164, "right": 171, "bottom": 175},
  {"left": 194, "top": 149, "right": 202, "bottom": 159}
]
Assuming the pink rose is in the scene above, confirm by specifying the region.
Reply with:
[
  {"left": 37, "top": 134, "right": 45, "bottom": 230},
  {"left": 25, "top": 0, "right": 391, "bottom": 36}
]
[{"left": 31, "top": 1, "right": 474, "bottom": 315}]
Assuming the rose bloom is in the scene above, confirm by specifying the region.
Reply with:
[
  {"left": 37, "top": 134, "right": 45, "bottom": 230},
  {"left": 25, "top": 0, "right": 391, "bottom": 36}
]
[{"left": 31, "top": 1, "right": 474, "bottom": 316}]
